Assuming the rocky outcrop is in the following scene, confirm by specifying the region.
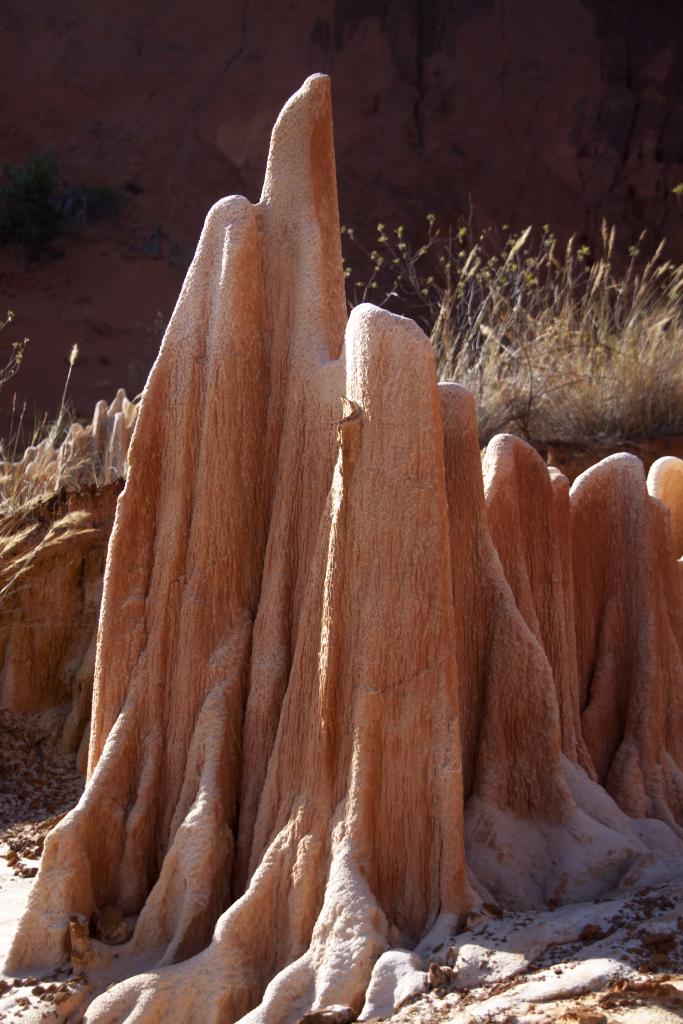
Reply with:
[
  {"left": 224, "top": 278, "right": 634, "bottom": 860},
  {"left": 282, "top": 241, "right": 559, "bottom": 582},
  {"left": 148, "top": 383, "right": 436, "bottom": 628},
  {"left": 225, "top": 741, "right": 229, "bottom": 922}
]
[
  {"left": 5, "top": 76, "right": 683, "bottom": 1024},
  {"left": 484, "top": 438, "right": 683, "bottom": 831},
  {"left": 0, "top": 392, "right": 137, "bottom": 769},
  {"left": 9, "top": 78, "right": 471, "bottom": 1020},
  {"left": 571, "top": 454, "right": 683, "bottom": 827},
  {"left": 0, "top": 390, "right": 137, "bottom": 510},
  {"left": 0, "top": 482, "right": 122, "bottom": 767},
  {"left": 483, "top": 434, "right": 590, "bottom": 772}
]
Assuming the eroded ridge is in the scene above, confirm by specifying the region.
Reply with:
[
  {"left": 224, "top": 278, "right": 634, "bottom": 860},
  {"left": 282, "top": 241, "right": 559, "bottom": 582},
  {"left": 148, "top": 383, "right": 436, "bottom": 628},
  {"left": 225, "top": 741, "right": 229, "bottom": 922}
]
[
  {"left": 0, "top": 389, "right": 137, "bottom": 507},
  {"left": 5, "top": 76, "right": 683, "bottom": 1024}
]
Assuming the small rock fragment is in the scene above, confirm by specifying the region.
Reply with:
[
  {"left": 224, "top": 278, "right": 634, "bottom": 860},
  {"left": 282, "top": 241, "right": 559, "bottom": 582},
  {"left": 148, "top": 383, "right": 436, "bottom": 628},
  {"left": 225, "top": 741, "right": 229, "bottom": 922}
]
[
  {"left": 298, "top": 1006, "right": 356, "bottom": 1024},
  {"left": 427, "top": 963, "right": 454, "bottom": 988}
]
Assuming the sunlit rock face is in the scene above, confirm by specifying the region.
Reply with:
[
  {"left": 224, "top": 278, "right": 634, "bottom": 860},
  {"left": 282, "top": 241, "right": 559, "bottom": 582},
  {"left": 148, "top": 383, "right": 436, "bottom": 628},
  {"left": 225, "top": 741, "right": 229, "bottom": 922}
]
[
  {"left": 5, "top": 77, "right": 683, "bottom": 1024},
  {"left": 0, "top": 390, "right": 137, "bottom": 507},
  {"left": 0, "top": 393, "right": 137, "bottom": 766},
  {"left": 0, "top": 487, "right": 120, "bottom": 729}
]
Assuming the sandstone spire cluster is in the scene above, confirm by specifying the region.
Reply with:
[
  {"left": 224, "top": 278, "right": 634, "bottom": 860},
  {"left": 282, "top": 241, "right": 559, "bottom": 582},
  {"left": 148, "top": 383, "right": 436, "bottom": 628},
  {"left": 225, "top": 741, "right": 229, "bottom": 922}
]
[{"left": 5, "top": 77, "right": 683, "bottom": 1023}]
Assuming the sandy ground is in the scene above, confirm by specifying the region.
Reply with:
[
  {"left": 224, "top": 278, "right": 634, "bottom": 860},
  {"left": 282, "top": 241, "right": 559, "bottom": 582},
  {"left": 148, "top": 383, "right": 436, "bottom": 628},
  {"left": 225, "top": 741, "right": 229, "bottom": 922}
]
[
  {"left": 392, "top": 882, "right": 683, "bottom": 1023},
  {"left": 0, "top": 860, "right": 32, "bottom": 968},
  {"left": 0, "top": 710, "right": 87, "bottom": 1022},
  {"left": 1, "top": 716, "right": 682, "bottom": 1023}
]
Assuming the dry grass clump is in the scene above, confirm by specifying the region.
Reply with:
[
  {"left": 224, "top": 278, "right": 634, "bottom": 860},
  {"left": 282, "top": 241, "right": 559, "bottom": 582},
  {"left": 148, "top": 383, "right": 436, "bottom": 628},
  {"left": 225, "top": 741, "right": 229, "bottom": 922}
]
[
  {"left": 0, "top": 342, "right": 91, "bottom": 515},
  {"left": 0, "top": 309, "right": 27, "bottom": 395},
  {"left": 0, "top": 328, "right": 137, "bottom": 517},
  {"left": 343, "top": 219, "right": 683, "bottom": 447}
]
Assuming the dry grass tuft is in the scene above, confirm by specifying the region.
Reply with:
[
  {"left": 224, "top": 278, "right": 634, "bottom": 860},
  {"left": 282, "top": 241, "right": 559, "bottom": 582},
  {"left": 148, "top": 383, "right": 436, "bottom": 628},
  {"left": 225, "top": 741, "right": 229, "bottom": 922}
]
[
  {"left": 344, "top": 219, "right": 683, "bottom": 447},
  {"left": 0, "top": 342, "right": 97, "bottom": 516}
]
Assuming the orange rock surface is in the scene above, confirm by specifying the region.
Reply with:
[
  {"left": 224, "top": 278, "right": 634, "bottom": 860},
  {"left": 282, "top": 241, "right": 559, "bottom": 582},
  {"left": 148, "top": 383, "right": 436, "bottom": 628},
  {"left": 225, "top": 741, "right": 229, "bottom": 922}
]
[
  {"left": 4, "top": 77, "right": 683, "bottom": 1023},
  {"left": 648, "top": 455, "right": 683, "bottom": 559},
  {"left": 571, "top": 454, "right": 683, "bottom": 826},
  {"left": 0, "top": 481, "right": 121, "bottom": 766}
]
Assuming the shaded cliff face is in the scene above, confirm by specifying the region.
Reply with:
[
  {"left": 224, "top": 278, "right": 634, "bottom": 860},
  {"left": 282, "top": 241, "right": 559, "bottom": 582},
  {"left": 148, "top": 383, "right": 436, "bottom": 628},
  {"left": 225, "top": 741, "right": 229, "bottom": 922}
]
[
  {"left": 3, "top": 0, "right": 680, "bottom": 246},
  {"left": 0, "top": 0, "right": 681, "bottom": 429}
]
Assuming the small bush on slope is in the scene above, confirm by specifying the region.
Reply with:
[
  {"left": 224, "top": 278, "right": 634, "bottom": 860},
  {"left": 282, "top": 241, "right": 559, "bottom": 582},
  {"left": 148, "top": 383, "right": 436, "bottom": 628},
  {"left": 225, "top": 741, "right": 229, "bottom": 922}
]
[
  {"left": 344, "top": 219, "right": 683, "bottom": 447},
  {"left": 0, "top": 151, "right": 62, "bottom": 254},
  {"left": 0, "top": 151, "right": 122, "bottom": 257}
]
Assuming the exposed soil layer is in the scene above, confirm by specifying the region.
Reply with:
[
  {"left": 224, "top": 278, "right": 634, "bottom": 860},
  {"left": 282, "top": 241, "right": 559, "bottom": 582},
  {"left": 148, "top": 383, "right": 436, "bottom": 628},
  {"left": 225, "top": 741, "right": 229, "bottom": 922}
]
[{"left": 0, "top": 233, "right": 181, "bottom": 440}]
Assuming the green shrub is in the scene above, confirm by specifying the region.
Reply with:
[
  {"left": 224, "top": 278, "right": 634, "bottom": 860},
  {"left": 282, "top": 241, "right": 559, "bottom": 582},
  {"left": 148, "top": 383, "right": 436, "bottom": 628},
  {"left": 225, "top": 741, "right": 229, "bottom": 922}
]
[
  {"left": 0, "top": 152, "right": 123, "bottom": 256},
  {"left": 0, "top": 151, "right": 62, "bottom": 253}
]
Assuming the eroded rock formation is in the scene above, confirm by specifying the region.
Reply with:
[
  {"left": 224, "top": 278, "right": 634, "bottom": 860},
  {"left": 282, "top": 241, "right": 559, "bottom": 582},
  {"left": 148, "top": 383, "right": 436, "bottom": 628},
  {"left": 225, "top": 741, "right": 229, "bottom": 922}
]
[
  {"left": 0, "top": 481, "right": 122, "bottom": 768},
  {"left": 483, "top": 434, "right": 590, "bottom": 772},
  {"left": 5, "top": 77, "right": 683, "bottom": 1024},
  {"left": 571, "top": 454, "right": 683, "bottom": 826},
  {"left": 0, "top": 391, "right": 137, "bottom": 769},
  {"left": 0, "top": 389, "right": 137, "bottom": 510}
]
